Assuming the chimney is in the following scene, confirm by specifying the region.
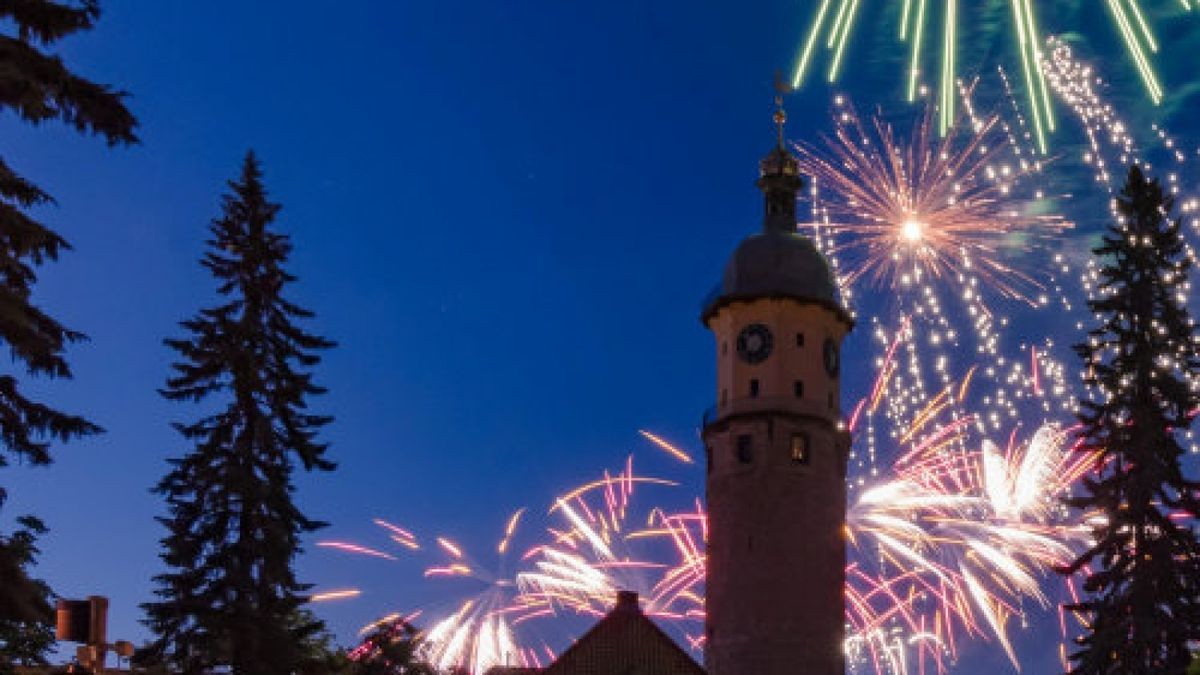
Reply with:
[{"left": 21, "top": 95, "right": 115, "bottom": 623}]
[
  {"left": 56, "top": 596, "right": 110, "bottom": 671},
  {"left": 55, "top": 596, "right": 108, "bottom": 645},
  {"left": 616, "top": 590, "right": 639, "bottom": 613}
]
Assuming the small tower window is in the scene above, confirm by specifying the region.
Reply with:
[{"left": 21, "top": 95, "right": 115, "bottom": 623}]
[
  {"left": 791, "top": 433, "right": 811, "bottom": 464},
  {"left": 796, "top": 332, "right": 805, "bottom": 347},
  {"left": 721, "top": 388, "right": 728, "bottom": 407},
  {"left": 749, "top": 379, "right": 760, "bottom": 398},
  {"left": 736, "top": 435, "right": 753, "bottom": 464},
  {"left": 793, "top": 380, "right": 804, "bottom": 398},
  {"left": 705, "top": 445, "right": 713, "bottom": 474},
  {"left": 722, "top": 341, "right": 728, "bottom": 356},
  {"left": 828, "top": 392, "right": 835, "bottom": 410}
]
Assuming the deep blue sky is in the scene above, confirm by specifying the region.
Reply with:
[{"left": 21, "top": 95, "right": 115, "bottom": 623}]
[{"left": 1, "top": 1, "right": 1195, "bottom": 672}]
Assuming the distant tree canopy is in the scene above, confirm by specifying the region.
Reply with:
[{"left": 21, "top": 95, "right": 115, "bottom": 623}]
[
  {"left": 0, "top": 0, "right": 136, "bottom": 668},
  {"left": 140, "top": 153, "right": 335, "bottom": 675},
  {"left": 351, "top": 619, "right": 438, "bottom": 675}
]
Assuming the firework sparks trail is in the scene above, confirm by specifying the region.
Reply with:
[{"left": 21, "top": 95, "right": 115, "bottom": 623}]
[
  {"left": 515, "top": 457, "right": 705, "bottom": 641},
  {"left": 805, "top": 300, "right": 1091, "bottom": 674},
  {"left": 791, "top": 0, "right": 1188, "bottom": 144},
  {"left": 1040, "top": 37, "right": 1200, "bottom": 454}
]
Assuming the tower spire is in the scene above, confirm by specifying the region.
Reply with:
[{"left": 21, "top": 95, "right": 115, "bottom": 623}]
[{"left": 758, "top": 75, "right": 802, "bottom": 235}]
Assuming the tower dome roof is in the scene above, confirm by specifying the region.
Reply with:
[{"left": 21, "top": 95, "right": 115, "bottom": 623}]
[{"left": 701, "top": 230, "right": 847, "bottom": 324}]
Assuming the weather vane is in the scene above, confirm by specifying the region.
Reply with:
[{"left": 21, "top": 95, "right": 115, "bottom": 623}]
[{"left": 773, "top": 70, "right": 793, "bottom": 147}]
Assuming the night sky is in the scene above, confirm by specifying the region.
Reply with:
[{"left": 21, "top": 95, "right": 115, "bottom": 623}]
[{"left": 1, "top": 1, "right": 1196, "bottom": 672}]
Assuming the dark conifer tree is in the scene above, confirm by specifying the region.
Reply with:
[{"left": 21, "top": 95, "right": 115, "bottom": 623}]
[
  {"left": 141, "top": 153, "right": 335, "bottom": 674},
  {"left": 1061, "top": 165, "right": 1200, "bottom": 673},
  {"left": 0, "top": 516, "right": 55, "bottom": 673},
  {"left": 0, "top": 0, "right": 136, "bottom": 665}
]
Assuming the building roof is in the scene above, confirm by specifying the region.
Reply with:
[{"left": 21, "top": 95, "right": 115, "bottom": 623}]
[
  {"left": 540, "top": 591, "right": 705, "bottom": 675},
  {"left": 484, "top": 592, "right": 704, "bottom": 675}
]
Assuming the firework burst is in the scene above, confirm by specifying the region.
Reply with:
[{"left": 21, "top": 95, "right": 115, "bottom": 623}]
[
  {"left": 796, "top": 99, "right": 1070, "bottom": 303},
  {"left": 318, "top": 515, "right": 539, "bottom": 672},
  {"left": 846, "top": 415, "right": 1094, "bottom": 671}
]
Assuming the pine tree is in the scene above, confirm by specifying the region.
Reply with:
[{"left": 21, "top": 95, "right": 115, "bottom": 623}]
[
  {"left": 0, "top": 0, "right": 136, "bottom": 666},
  {"left": 0, "top": 516, "right": 55, "bottom": 674},
  {"left": 1061, "top": 165, "right": 1200, "bottom": 673},
  {"left": 141, "top": 152, "right": 335, "bottom": 674}
]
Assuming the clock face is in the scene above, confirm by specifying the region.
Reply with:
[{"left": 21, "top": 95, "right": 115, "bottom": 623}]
[
  {"left": 823, "top": 337, "right": 840, "bottom": 378},
  {"left": 736, "top": 324, "right": 773, "bottom": 364}
]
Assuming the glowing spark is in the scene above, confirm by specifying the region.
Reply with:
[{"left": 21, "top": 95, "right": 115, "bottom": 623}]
[
  {"left": 316, "top": 541, "right": 397, "bottom": 561},
  {"left": 311, "top": 588, "right": 362, "bottom": 603},
  {"left": 438, "top": 537, "right": 465, "bottom": 559},
  {"left": 374, "top": 518, "right": 420, "bottom": 549},
  {"left": 499, "top": 508, "right": 527, "bottom": 555},
  {"left": 638, "top": 430, "right": 694, "bottom": 464},
  {"left": 901, "top": 219, "right": 925, "bottom": 244}
]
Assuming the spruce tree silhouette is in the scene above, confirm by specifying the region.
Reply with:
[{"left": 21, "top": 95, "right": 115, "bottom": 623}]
[
  {"left": 1061, "top": 165, "right": 1200, "bottom": 673},
  {"left": 141, "top": 153, "right": 335, "bottom": 674}
]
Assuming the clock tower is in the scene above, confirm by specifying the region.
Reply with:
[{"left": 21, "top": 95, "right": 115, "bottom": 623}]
[{"left": 700, "top": 101, "right": 853, "bottom": 674}]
